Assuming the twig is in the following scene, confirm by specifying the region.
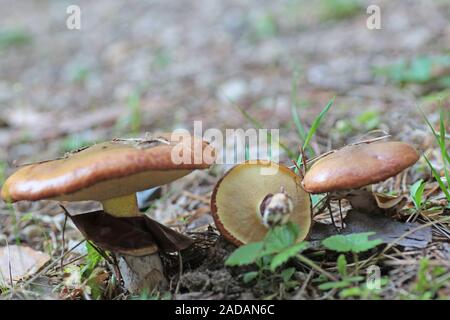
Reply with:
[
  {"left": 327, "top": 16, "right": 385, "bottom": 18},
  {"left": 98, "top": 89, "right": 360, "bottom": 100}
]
[
  {"left": 22, "top": 239, "right": 86, "bottom": 289},
  {"left": 60, "top": 210, "right": 68, "bottom": 270},
  {"left": 174, "top": 251, "right": 183, "bottom": 296},
  {"left": 294, "top": 269, "right": 314, "bottom": 299},
  {"left": 359, "top": 216, "right": 450, "bottom": 270},
  {"left": 300, "top": 146, "right": 308, "bottom": 178},
  {"left": 291, "top": 159, "right": 304, "bottom": 180},
  {"left": 6, "top": 242, "right": 13, "bottom": 287},
  {"left": 296, "top": 254, "right": 338, "bottom": 282}
]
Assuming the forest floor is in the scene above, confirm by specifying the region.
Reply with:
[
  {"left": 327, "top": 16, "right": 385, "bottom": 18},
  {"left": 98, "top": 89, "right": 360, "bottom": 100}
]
[{"left": 0, "top": 0, "right": 450, "bottom": 300}]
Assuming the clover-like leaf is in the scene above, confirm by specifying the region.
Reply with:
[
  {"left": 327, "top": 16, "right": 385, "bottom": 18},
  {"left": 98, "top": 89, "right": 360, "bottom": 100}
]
[
  {"left": 322, "top": 232, "right": 382, "bottom": 253},
  {"left": 225, "top": 242, "right": 264, "bottom": 266},
  {"left": 242, "top": 271, "right": 259, "bottom": 284},
  {"left": 270, "top": 241, "right": 309, "bottom": 271},
  {"left": 262, "top": 222, "right": 299, "bottom": 255}
]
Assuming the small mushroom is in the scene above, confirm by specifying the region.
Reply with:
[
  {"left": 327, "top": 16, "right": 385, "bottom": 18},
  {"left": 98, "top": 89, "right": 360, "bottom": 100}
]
[
  {"left": 211, "top": 161, "right": 312, "bottom": 245},
  {"left": 302, "top": 141, "right": 419, "bottom": 228},
  {"left": 1, "top": 133, "right": 216, "bottom": 293}
]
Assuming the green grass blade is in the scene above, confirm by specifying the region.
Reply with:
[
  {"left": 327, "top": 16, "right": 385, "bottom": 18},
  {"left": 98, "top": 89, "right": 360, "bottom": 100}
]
[
  {"left": 294, "top": 97, "right": 335, "bottom": 172},
  {"left": 418, "top": 105, "right": 439, "bottom": 140},
  {"left": 439, "top": 109, "right": 450, "bottom": 186},
  {"left": 290, "top": 72, "right": 316, "bottom": 157},
  {"left": 418, "top": 105, "right": 449, "bottom": 161},
  {"left": 419, "top": 106, "right": 450, "bottom": 194},
  {"left": 303, "top": 97, "right": 334, "bottom": 150},
  {"left": 424, "top": 155, "right": 450, "bottom": 201}
]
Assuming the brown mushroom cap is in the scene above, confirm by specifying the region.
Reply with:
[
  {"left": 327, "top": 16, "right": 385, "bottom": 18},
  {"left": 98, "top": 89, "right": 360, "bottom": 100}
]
[
  {"left": 302, "top": 141, "right": 419, "bottom": 194},
  {"left": 1, "top": 133, "right": 215, "bottom": 203},
  {"left": 211, "top": 161, "right": 312, "bottom": 246}
]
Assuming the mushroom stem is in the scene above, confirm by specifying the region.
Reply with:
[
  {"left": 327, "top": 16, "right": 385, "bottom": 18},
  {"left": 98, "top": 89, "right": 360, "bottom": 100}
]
[
  {"left": 101, "top": 193, "right": 168, "bottom": 294},
  {"left": 101, "top": 194, "right": 141, "bottom": 217},
  {"left": 118, "top": 254, "right": 168, "bottom": 294}
]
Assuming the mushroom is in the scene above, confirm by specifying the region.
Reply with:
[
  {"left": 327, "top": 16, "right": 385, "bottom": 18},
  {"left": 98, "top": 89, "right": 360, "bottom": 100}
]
[
  {"left": 211, "top": 160, "right": 312, "bottom": 245},
  {"left": 1, "top": 133, "right": 216, "bottom": 293},
  {"left": 302, "top": 141, "right": 419, "bottom": 228}
]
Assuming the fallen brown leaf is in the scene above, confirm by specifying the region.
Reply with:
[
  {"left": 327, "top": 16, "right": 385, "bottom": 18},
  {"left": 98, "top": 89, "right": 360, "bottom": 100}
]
[{"left": 0, "top": 245, "right": 50, "bottom": 285}]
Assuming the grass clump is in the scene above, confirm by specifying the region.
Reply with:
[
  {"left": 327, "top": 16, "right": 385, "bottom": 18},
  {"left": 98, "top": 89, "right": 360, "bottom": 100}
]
[
  {"left": 0, "top": 29, "right": 32, "bottom": 50},
  {"left": 375, "top": 55, "right": 450, "bottom": 88},
  {"left": 419, "top": 107, "right": 450, "bottom": 202},
  {"left": 320, "top": 0, "right": 363, "bottom": 21}
]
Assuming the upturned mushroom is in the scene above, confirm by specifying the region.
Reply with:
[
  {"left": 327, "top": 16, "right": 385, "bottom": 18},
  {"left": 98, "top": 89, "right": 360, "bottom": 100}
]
[
  {"left": 211, "top": 161, "right": 312, "bottom": 245},
  {"left": 302, "top": 141, "right": 419, "bottom": 228},
  {"left": 1, "top": 132, "right": 216, "bottom": 293}
]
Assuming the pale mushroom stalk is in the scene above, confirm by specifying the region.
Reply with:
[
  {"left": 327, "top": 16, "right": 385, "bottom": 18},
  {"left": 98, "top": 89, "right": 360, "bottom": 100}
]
[{"left": 117, "top": 250, "right": 167, "bottom": 295}]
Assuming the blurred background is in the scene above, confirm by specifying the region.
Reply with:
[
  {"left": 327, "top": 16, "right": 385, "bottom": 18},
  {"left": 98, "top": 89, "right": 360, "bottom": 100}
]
[{"left": 1, "top": 0, "right": 449, "bottom": 166}]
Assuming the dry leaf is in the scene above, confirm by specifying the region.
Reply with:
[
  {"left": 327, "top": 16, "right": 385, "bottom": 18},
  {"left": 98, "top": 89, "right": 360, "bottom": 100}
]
[
  {"left": 310, "top": 210, "right": 432, "bottom": 249},
  {"left": 0, "top": 245, "right": 50, "bottom": 285},
  {"left": 373, "top": 192, "right": 408, "bottom": 211}
]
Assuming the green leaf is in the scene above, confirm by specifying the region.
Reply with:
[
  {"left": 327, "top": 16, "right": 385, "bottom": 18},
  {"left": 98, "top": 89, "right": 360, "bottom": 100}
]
[
  {"left": 318, "top": 276, "right": 364, "bottom": 291},
  {"left": 379, "top": 55, "right": 450, "bottom": 85},
  {"left": 242, "top": 271, "right": 259, "bottom": 284},
  {"left": 270, "top": 242, "right": 309, "bottom": 271},
  {"left": 419, "top": 106, "right": 450, "bottom": 202},
  {"left": 280, "top": 267, "right": 296, "bottom": 283},
  {"left": 424, "top": 156, "right": 450, "bottom": 202},
  {"left": 311, "top": 194, "right": 326, "bottom": 207},
  {"left": 318, "top": 280, "right": 352, "bottom": 290},
  {"left": 82, "top": 242, "right": 103, "bottom": 276},
  {"left": 262, "top": 222, "right": 299, "bottom": 255},
  {"left": 251, "top": 13, "right": 278, "bottom": 40},
  {"left": 439, "top": 109, "right": 450, "bottom": 188},
  {"left": 295, "top": 97, "right": 334, "bottom": 172},
  {"left": 337, "top": 254, "right": 347, "bottom": 277},
  {"left": 322, "top": 232, "right": 382, "bottom": 253},
  {"left": 407, "top": 56, "right": 432, "bottom": 82},
  {"left": 225, "top": 242, "right": 264, "bottom": 266},
  {"left": 344, "top": 276, "right": 365, "bottom": 282},
  {"left": 303, "top": 97, "right": 334, "bottom": 150},
  {"left": 0, "top": 29, "right": 32, "bottom": 49},
  {"left": 339, "top": 287, "right": 363, "bottom": 298},
  {"left": 356, "top": 110, "right": 380, "bottom": 130},
  {"left": 19, "top": 212, "right": 34, "bottom": 222},
  {"left": 410, "top": 179, "right": 426, "bottom": 210},
  {"left": 418, "top": 105, "right": 450, "bottom": 164},
  {"left": 86, "top": 269, "right": 105, "bottom": 300}
]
